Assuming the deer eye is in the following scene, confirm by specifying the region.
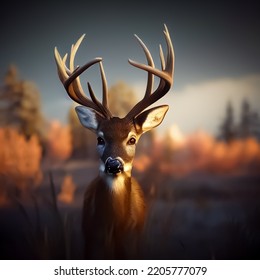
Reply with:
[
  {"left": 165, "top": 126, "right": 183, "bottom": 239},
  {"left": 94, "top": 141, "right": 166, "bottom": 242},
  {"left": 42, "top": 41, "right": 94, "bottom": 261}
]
[
  {"left": 97, "top": 137, "right": 105, "bottom": 145},
  {"left": 127, "top": 137, "right": 136, "bottom": 145}
]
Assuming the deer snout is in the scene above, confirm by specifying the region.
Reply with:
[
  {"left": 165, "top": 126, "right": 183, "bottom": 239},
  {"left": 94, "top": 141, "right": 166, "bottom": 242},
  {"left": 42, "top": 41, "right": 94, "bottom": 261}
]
[{"left": 105, "top": 157, "right": 124, "bottom": 175}]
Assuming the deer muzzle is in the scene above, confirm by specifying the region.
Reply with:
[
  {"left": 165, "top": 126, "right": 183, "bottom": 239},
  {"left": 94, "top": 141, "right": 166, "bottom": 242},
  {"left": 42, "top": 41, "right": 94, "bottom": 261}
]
[{"left": 105, "top": 157, "right": 124, "bottom": 175}]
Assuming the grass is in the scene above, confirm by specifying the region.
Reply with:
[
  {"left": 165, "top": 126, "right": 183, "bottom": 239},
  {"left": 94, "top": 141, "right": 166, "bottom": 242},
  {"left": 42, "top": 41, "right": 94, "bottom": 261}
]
[{"left": 0, "top": 166, "right": 260, "bottom": 260}]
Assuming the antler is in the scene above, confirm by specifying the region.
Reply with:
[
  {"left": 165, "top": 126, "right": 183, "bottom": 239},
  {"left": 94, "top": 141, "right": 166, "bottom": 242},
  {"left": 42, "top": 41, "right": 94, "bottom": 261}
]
[
  {"left": 54, "top": 35, "right": 112, "bottom": 119},
  {"left": 125, "top": 24, "right": 174, "bottom": 120}
]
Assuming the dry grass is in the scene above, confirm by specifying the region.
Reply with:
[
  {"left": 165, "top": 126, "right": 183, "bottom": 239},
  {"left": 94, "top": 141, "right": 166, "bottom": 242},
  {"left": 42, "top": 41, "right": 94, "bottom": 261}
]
[{"left": 58, "top": 175, "right": 76, "bottom": 204}]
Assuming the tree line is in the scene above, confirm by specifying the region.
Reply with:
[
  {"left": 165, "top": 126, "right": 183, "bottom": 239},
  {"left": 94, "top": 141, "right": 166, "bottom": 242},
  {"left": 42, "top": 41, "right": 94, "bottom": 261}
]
[
  {"left": 0, "top": 65, "right": 259, "bottom": 196},
  {"left": 218, "top": 99, "right": 260, "bottom": 142},
  {"left": 0, "top": 66, "right": 154, "bottom": 161},
  {"left": 1, "top": 64, "right": 259, "bottom": 162}
]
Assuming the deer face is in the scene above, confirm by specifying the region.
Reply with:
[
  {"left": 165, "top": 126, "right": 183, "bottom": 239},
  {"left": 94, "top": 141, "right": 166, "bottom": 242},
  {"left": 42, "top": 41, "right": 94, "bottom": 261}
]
[
  {"left": 54, "top": 25, "right": 174, "bottom": 176},
  {"left": 75, "top": 105, "right": 169, "bottom": 175}
]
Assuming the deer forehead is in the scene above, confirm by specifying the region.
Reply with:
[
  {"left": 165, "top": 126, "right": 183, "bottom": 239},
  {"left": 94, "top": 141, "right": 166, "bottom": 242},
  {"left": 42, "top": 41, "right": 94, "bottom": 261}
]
[{"left": 98, "top": 117, "right": 137, "bottom": 141}]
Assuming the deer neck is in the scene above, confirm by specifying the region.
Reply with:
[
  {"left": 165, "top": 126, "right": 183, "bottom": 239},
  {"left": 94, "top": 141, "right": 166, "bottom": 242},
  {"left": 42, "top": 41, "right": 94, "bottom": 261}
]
[{"left": 99, "top": 172, "right": 132, "bottom": 226}]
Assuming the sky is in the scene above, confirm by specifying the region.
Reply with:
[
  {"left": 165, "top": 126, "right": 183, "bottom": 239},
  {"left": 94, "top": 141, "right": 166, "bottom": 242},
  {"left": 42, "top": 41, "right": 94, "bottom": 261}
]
[{"left": 1, "top": 0, "right": 260, "bottom": 136}]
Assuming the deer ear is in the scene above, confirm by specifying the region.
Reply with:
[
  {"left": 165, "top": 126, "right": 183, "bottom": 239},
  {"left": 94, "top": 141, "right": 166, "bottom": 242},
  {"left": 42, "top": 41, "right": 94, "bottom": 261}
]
[
  {"left": 75, "top": 106, "right": 104, "bottom": 132},
  {"left": 134, "top": 105, "right": 169, "bottom": 133}
]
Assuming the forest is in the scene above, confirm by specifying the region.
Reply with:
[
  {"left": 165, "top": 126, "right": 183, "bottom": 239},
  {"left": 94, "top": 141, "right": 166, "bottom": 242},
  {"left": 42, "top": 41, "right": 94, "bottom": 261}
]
[{"left": 0, "top": 65, "right": 260, "bottom": 259}]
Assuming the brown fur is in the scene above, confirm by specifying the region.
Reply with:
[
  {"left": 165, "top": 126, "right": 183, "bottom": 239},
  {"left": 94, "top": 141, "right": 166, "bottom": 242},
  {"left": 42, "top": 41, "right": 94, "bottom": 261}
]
[{"left": 82, "top": 174, "right": 145, "bottom": 259}]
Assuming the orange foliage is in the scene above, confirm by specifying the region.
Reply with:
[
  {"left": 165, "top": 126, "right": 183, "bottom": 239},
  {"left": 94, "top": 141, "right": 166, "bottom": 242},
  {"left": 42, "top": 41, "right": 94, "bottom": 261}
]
[
  {"left": 46, "top": 120, "right": 72, "bottom": 161},
  {"left": 0, "top": 127, "right": 42, "bottom": 194},
  {"left": 134, "top": 155, "right": 151, "bottom": 172},
  {"left": 208, "top": 137, "right": 260, "bottom": 174},
  {"left": 134, "top": 127, "right": 260, "bottom": 177}
]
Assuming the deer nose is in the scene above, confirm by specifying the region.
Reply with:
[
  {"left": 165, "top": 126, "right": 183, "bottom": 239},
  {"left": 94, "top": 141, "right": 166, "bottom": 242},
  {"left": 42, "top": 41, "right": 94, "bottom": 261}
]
[{"left": 105, "top": 157, "right": 124, "bottom": 175}]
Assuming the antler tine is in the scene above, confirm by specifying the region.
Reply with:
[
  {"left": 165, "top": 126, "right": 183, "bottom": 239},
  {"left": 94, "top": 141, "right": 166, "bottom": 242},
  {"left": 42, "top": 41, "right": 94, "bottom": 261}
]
[
  {"left": 87, "top": 62, "right": 112, "bottom": 118},
  {"left": 55, "top": 47, "right": 87, "bottom": 106},
  {"left": 133, "top": 34, "right": 155, "bottom": 97},
  {"left": 126, "top": 25, "right": 174, "bottom": 120},
  {"left": 99, "top": 62, "right": 109, "bottom": 110},
  {"left": 54, "top": 35, "right": 112, "bottom": 118},
  {"left": 159, "top": 44, "right": 165, "bottom": 70},
  {"left": 163, "top": 24, "right": 174, "bottom": 74}
]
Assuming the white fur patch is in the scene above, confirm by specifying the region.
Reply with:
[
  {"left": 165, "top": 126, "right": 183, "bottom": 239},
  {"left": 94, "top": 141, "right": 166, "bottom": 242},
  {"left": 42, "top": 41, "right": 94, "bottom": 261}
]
[
  {"left": 123, "top": 162, "right": 133, "bottom": 173},
  {"left": 98, "top": 131, "right": 104, "bottom": 138},
  {"left": 99, "top": 161, "right": 105, "bottom": 172},
  {"left": 105, "top": 174, "right": 125, "bottom": 193}
]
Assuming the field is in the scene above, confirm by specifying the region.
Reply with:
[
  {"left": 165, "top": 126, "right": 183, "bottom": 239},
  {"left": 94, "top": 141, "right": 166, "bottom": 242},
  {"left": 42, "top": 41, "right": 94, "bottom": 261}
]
[{"left": 1, "top": 159, "right": 259, "bottom": 260}]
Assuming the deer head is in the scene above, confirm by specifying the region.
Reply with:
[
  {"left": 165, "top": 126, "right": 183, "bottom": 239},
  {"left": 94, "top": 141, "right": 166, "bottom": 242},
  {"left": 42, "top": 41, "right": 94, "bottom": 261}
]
[{"left": 54, "top": 25, "right": 174, "bottom": 176}]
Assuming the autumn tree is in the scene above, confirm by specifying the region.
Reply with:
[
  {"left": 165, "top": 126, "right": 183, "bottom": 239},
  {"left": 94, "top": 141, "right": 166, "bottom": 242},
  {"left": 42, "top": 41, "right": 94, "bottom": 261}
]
[
  {"left": 238, "top": 99, "right": 260, "bottom": 140},
  {"left": 219, "top": 101, "right": 236, "bottom": 142},
  {"left": 108, "top": 81, "right": 138, "bottom": 117},
  {"left": 0, "top": 127, "right": 42, "bottom": 198},
  {"left": 0, "top": 65, "right": 46, "bottom": 140},
  {"left": 46, "top": 120, "right": 72, "bottom": 161}
]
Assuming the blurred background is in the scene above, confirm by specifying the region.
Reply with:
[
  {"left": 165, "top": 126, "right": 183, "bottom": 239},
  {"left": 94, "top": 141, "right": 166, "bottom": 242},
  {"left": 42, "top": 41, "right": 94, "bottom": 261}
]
[{"left": 0, "top": 0, "right": 259, "bottom": 259}]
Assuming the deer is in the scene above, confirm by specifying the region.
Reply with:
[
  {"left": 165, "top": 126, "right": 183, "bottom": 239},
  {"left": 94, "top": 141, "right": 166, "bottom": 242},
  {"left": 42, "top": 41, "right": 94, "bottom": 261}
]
[{"left": 54, "top": 24, "right": 174, "bottom": 259}]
